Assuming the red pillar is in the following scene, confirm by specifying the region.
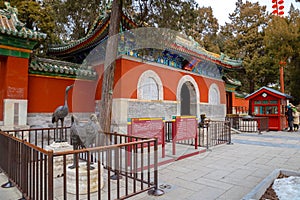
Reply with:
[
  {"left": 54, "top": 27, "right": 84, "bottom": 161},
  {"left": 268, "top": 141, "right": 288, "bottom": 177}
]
[
  {"left": 279, "top": 61, "right": 286, "bottom": 94},
  {"left": 279, "top": 66, "right": 284, "bottom": 93}
]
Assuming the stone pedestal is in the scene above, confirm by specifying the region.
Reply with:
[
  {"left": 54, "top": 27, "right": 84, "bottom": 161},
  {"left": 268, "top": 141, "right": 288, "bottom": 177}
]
[
  {"left": 66, "top": 162, "right": 104, "bottom": 195},
  {"left": 45, "top": 142, "right": 73, "bottom": 177}
]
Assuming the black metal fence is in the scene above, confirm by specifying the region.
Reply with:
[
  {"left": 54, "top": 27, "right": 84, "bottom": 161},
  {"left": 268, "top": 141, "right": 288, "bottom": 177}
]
[
  {"left": 1, "top": 119, "right": 234, "bottom": 199},
  {"left": 200, "top": 120, "right": 232, "bottom": 148},
  {"left": 165, "top": 120, "right": 231, "bottom": 149},
  {"left": 4, "top": 126, "right": 70, "bottom": 148},
  {"left": 0, "top": 129, "right": 162, "bottom": 200},
  {"left": 0, "top": 132, "right": 52, "bottom": 199},
  {"left": 226, "top": 116, "right": 269, "bottom": 133}
]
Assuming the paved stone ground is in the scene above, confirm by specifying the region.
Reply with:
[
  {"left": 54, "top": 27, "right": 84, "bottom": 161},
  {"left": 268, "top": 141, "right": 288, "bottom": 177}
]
[
  {"left": 132, "top": 131, "right": 300, "bottom": 200},
  {"left": 0, "top": 173, "right": 22, "bottom": 200},
  {"left": 1, "top": 130, "right": 300, "bottom": 199}
]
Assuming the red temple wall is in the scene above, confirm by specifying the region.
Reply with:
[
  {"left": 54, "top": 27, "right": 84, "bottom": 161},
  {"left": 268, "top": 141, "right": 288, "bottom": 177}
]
[
  {"left": 28, "top": 75, "right": 97, "bottom": 113},
  {"left": 115, "top": 58, "right": 226, "bottom": 104},
  {"left": 24, "top": 57, "right": 226, "bottom": 114},
  {"left": 94, "top": 64, "right": 103, "bottom": 100},
  {"left": 233, "top": 95, "right": 249, "bottom": 110},
  {"left": 0, "top": 56, "right": 6, "bottom": 120},
  {"left": 4, "top": 56, "right": 29, "bottom": 99}
]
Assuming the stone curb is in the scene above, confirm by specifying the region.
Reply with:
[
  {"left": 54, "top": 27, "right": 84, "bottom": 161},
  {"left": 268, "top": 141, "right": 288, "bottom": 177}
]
[{"left": 242, "top": 168, "right": 300, "bottom": 200}]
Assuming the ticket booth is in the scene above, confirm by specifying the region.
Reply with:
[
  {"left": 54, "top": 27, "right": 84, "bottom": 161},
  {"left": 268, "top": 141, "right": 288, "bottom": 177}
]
[{"left": 245, "top": 86, "right": 292, "bottom": 131}]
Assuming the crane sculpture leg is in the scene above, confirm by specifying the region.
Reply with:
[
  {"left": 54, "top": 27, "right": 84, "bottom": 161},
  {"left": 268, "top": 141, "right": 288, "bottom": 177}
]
[
  {"left": 55, "top": 121, "right": 58, "bottom": 142},
  {"left": 54, "top": 118, "right": 65, "bottom": 142},
  {"left": 60, "top": 118, "right": 64, "bottom": 142}
]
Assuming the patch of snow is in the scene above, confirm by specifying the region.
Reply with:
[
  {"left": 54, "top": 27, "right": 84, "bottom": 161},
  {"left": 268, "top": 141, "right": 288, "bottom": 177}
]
[{"left": 272, "top": 176, "right": 300, "bottom": 200}]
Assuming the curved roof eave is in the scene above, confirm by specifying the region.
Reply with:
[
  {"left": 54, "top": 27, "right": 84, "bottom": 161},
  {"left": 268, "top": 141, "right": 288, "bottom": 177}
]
[
  {"left": 47, "top": 12, "right": 137, "bottom": 55},
  {"left": 245, "top": 86, "right": 293, "bottom": 100}
]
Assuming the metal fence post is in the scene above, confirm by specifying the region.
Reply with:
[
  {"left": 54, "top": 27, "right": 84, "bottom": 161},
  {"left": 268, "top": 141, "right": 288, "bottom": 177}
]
[
  {"left": 227, "top": 121, "right": 233, "bottom": 145},
  {"left": 1, "top": 134, "right": 14, "bottom": 188},
  {"left": 111, "top": 132, "right": 122, "bottom": 180},
  {"left": 47, "top": 150, "right": 54, "bottom": 200},
  {"left": 206, "top": 125, "right": 209, "bottom": 150},
  {"left": 148, "top": 138, "right": 164, "bottom": 196}
]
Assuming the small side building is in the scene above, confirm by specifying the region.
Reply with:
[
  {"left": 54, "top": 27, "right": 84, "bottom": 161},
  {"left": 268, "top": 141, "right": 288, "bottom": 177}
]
[{"left": 245, "top": 86, "right": 292, "bottom": 131}]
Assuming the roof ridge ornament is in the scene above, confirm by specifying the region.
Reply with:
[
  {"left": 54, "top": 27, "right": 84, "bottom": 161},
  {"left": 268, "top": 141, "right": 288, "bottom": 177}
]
[
  {"left": 3, "top": 2, "right": 25, "bottom": 30},
  {"left": 0, "top": 1, "right": 46, "bottom": 40}
]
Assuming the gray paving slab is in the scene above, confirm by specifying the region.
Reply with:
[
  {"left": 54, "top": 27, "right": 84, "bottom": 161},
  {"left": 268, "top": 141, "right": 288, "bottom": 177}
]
[
  {"left": 143, "top": 131, "right": 300, "bottom": 200},
  {"left": 0, "top": 173, "right": 22, "bottom": 200},
  {"left": 2, "top": 130, "right": 300, "bottom": 199}
]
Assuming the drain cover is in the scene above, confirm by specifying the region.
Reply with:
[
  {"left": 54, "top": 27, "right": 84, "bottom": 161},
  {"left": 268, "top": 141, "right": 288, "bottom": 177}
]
[{"left": 159, "top": 183, "right": 172, "bottom": 190}]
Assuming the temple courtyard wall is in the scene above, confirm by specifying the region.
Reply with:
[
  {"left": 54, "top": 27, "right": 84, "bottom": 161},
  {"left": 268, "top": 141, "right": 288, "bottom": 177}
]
[{"left": 22, "top": 98, "right": 226, "bottom": 135}]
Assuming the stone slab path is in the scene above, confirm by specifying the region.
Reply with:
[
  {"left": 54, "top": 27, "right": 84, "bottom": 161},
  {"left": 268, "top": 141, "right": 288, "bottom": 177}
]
[{"left": 2, "top": 131, "right": 300, "bottom": 199}]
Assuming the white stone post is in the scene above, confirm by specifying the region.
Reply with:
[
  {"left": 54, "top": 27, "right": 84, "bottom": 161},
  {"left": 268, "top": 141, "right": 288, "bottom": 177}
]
[{"left": 3, "top": 99, "right": 28, "bottom": 129}]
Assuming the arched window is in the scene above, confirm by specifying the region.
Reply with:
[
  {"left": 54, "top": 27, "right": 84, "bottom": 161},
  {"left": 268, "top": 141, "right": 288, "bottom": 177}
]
[
  {"left": 209, "top": 84, "right": 220, "bottom": 105},
  {"left": 137, "top": 70, "right": 163, "bottom": 100},
  {"left": 141, "top": 77, "right": 159, "bottom": 100}
]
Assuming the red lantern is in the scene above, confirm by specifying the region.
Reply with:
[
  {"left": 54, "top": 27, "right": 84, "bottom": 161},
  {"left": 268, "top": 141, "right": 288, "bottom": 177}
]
[
  {"left": 272, "top": 0, "right": 278, "bottom": 15},
  {"left": 272, "top": 0, "right": 284, "bottom": 16},
  {"left": 277, "top": 0, "right": 284, "bottom": 16}
]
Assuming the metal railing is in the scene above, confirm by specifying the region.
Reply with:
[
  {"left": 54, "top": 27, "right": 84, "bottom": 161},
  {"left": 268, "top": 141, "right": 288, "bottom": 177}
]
[
  {"left": 0, "top": 132, "right": 52, "bottom": 199},
  {"left": 0, "top": 129, "right": 162, "bottom": 200},
  {"left": 4, "top": 126, "right": 70, "bottom": 148},
  {"left": 226, "top": 116, "right": 269, "bottom": 133},
  {"left": 199, "top": 120, "right": 232, "bottom": 148},
  {"left": 164, "top": 120, "right": 173, "bottom": 142},
  {"left": 165, "top": 120, "right": 231, "bottom": 149}
]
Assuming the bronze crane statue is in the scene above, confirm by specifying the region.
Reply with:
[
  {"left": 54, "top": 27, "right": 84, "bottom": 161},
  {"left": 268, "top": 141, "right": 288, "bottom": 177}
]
[{"left": 52, "top": 84, "right": 73, "bottom": 142}]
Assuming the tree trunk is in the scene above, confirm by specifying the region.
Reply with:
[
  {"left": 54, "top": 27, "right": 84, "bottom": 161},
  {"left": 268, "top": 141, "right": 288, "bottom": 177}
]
[
  {"left": 99, "top": 0, "right": 122, "bottom": 132},
  {"left": 249, "top": 78, "right": 255, "bottom": 94}
]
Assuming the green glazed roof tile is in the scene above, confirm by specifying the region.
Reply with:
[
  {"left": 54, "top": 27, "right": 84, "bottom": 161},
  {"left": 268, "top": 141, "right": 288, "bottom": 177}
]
[{"left": 29, "top": 57, "right": 97, "bottom": 80}]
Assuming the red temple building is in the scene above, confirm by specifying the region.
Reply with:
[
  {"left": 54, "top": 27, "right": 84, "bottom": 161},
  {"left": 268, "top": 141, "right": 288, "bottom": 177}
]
[{"left": 0, "top": 3, "right": 246, "bottom": 132}]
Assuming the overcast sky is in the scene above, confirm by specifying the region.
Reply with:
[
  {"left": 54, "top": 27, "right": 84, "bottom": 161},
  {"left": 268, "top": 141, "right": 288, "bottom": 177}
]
[{"left": 196, "top": 0, "right": 300, "bottom": 25}]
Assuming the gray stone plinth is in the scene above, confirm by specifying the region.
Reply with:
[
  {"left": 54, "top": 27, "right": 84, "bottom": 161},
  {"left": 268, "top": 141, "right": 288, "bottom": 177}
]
[
  {"left": 45, "top": 142, "right": 73, "bottom": 177},
  {"left": 66, "top": 163, "right": 104, "bottom": 195}
]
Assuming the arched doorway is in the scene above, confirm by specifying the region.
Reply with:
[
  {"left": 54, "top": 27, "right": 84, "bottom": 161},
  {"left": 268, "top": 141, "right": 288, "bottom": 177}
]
[{"left": 180, "top": 82, "right": 197, "bottom": 116}]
